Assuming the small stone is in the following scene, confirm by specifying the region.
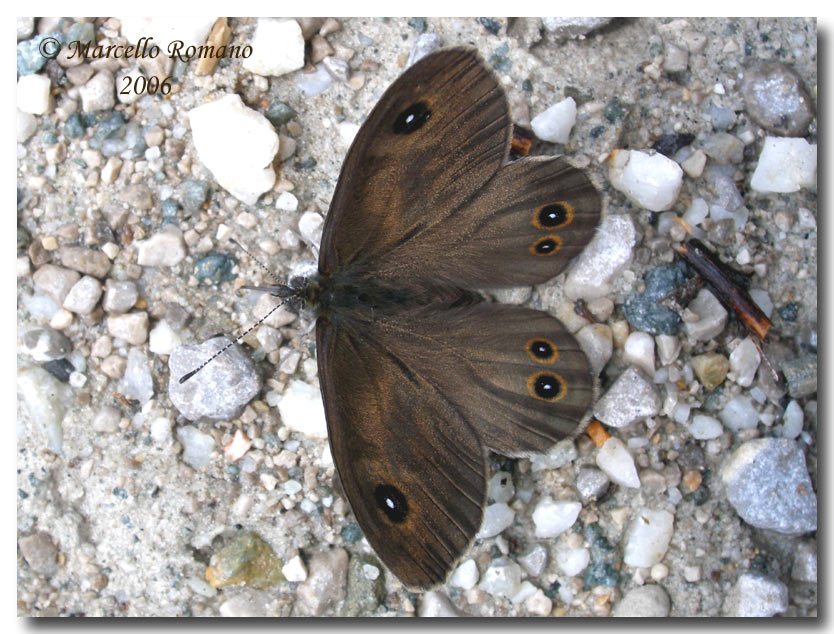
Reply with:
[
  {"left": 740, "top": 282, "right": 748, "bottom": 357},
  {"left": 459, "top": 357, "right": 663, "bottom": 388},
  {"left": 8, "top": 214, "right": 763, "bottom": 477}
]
[
  {"left": 137, "top": 227, "right": 187, "bottom": 267},
  {"left": 791, "top": 541, "right": 816, "bottom": 582},
  {"left": 275, "top": 191, "right": 299, "bottom": 212},
  {"left": 556, "top": 547, "right": 590, "bottom": 577},
  {"left": 722, "top": 573, "right": 788, "bottom": 617},
  {"left": 576, "top": 467, "right": 610, "bottom": 502},
  {"left": 624, "top": 262, "right": 690, "bottom": 335},
  {"left": 206, "top": 532, "right": 283, "bottom": 589},
  {"left": 575, "top": 324, "right": 613, "bottom": 376},
  {"left": 529, "top": 438, "right": 577, "bottom": 472},
  {"left": 487, "top": 471, "right": 515, "bottom": 503},
  {"left": 295, "top": 64, "right": 333, "bottom": 97},
  {"left": 663, "top": 41, "right": 688, "bottom": 72},
  {"left": 21, "top": 328, "right": 71, "bottom": 362},
  {"left": 780, "top": 352, "right": 817, "bottom": 399},
  {"left": 33, "top": 264, "right": 81, "bottom": 304},
  {"left": 242, "top": 18, "right": 305, "bottom": 77},
  {"left": 62, "top": 275, "right": 102, "bottom": 315},
  {"left": 17, "top": 74, "right": 52, "bottom": 115},
  {"left": 612, "top": 585, "right": 670, "bottom": 617},
  {"left": 740, "top": 60, "right": 814, "bottom": 137},
  {"left": 450, "top": 559, "right": 479, "bottom": 590},
  {"left": 78, "top": 70, "right": 115, "bottom": 113},
  {"left": 298, "top": 211, "right": 324, "bottom": 246},
  {"left": 750, "top": 137, "right": 816, "bottom": 193},
  {"left": 530, "top": 97, "right": 577, "bottom": 144},
  {"left": 706, "top": 103, "right": 737, "bottom": 131},
  {"left": 479, "top": 558, "right": 523, "bottom": 598},
  {"left": 477, "top": 503, "right": 515, "bottom": 538},
  {"left": 702, "top": 132, "right": 744, "bottom": 164},
  {"left": 102, "top": 280, "right": 139, "bottom": 313},
  {"left": 150, "top": 417, "right": 172, "bottom": 443},
  {"left": 118, "top": 348, "right": 154, "bottom": 404},
  {"left": 17, "top": 110, "right": 37, "bottom": 143},
  {"left": 406, "top": 32, "right": 444, "bottom": 67},
  {"left": 322, "top": 56, "right": 349, "bottom": 82},
  {"left": 686, "top": 414, "right": 723, "bottom": 440},
  {"left": 277, "top": 379, "right": 328, "bottom": 439},
  {"left": 525, "top": 589, "right": 553, "bottom": 616},
  {"left": 781, "top": 400, "right": 804, "bottom": 439},
  {"left": 541, "top": 17, "right": 611, "bottom": 38},
  {"left": 176, "top": 425, "right": 215, "bottom": 470},
  {"left": 691, "top": 352, "right": 729, "bottom": 391},
  {"left": 281, "top": 555, "right": 308, "bottom": 582},
  {"left": 176, "top": 180, "right": 209, "bottom": 213},
  {"left": 728, "top": 338, "right": 761, "bottom": 387},
  {"left": 721, "top": 438, "right": 816, "bottom": 534},
  {"left": 18, "top": 532, "right": 58, "bottom": 575},
  {"left": 594, "top": 367, "right": 661, "bottom": 428},
  {"left": 564, "top": 214, "right": 637, "bottom": 300},
  {"left": 685, "top": 288, "right": 728, "bottom": 342},
  {"left": 100, "top": 355, "right": 126, "bottom": 379},
  {"left": 596, "top": 437, "right": 640, "bottom": 488},
  {"left": 169, "top": 337, "right": 262, "bottom": 422},
  {"left": 218, "top": 589, "right": 269, "bottom": 617},
  {"left": 59, "top": 246, "right": 112, "bottom": 278},
  {"left": 531, "top": 497, "right": 581, "bottom": 538},
  {"left": 418, "top": 591, "right": 466, "bottom": 617},
  {"left": 655, "top": 335, "right": 681, "bottom": 366},
  {"left": 107, "top": 312, "right": 149, "bottom": 345},
  {"left": 188, "top": 94, "right": 279, "bottom": 205},
  {"left": 719, "top": 395, "right": 760, "bottom": 432},
  {"left": 310, "top": 34, "right": 335, "bottom": 63},
  {"left": 18, "top": 366, "right": 70, "bottom": 453},
  {"left": 297, "top": 549, "right": 349, "bottom": 616},
  {"left": 518, "top": 544, "right": 548, "bottom": 577},
  {"left": 623, "top": 331, "right": 655, "bottom": 376},
  {"left": 608, "top": 149, "right": 683, "bottom": 212},
  {"left": 623, "top": 509, "right": 674, "bottom": 568},
  {"left": 149, "top": 319, "right": 181, "bottom": 356},
  {"left": 680, "top": 149, "right": 707, "bottom": 178}
]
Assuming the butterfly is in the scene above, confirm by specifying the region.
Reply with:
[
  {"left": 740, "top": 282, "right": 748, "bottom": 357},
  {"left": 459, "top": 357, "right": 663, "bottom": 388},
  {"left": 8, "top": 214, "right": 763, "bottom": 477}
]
[{"left": 250, "top": 47, "right": 599, "bottom": 590}]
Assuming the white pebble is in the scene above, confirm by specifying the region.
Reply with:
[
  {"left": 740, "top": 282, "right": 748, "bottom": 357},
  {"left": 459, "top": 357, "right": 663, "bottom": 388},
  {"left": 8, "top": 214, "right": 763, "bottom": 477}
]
[
  {"left": 781, "top": 400, "right": 804, "bottom": 439},
  {"left": 338, "top": 122, "right": 360, "bottom": 146},
  {"left": 750, "top": 137, "right": 816, "bottom": 193},
  {"left": 608, "top": 149, "right": 683, "bottom": 211},
  {"left": 749, "top": 289, "right": 774, "bottom": 318},
  {"left": 296, "top": 64, "right": 333, "bottom": 97},
  {"left": 297, "top": 211, "right": 324, "bottom": 246},
  {"left": 530, "top": 97, "right": 577, "bottom": 144},
  {"left": 596, "top": 437, "right": 641, "bottom": 488},
  {"left": 149, "top": 319, "right": 182, "bottom": 355},
  {"left": 518, "top": 544, "right": 548, "bottom": 577},
  {"left": 556, "top": 547, "right": 590, "bottom": 577},
  {"left": 722, "top": 573, "right": 788, "bottom": 617},
  {"left": 242, "top": 18, "right": 305, "bottom": 77},
  {"left": 524, "top": 589, "right": 553, "bottom": 616},
  {"left": 612, "top": 585, "right": 671, "bottom": 617},
  {"left": 686, "top": 414, "right": 724, "bottom": 440},
  {"left": 150, "top": 417, "right": 172, "bottom": 443},
  {"left": 17, "top": 110, "right": 37, "bottom": 143},
  {"left": 623, "top": 331, "right": 655, "bottom": 376},
  {"left": 683, "top": 197, "right": 709, "bottom": 226},
  {"left": 418, "top": 591, "right": 466, "bottom": 617},
  {"left": 17, "top": 74, "right": 52, "bottom": 115},
  {"left": 487, "top": 471, "right": 515, "bottom": 503},
  {"left": 719, "top": 395, "right": 760, "bottom": 432},
  {"left": 564, "top": 214, "right": 637, "bottom": 300},
  {"left": 277, "top": 380, "right": 328, "bottom": 439},
  {"left": 275, "top": 191, "right": 299, "bottom": 212},
  {"left": 593, "top": 367, "right": 661, "bottom": 428},
  {"left": 685, "top": 288, "right": 728, "bottom": 342},
  {"left": 176, "top": 425, "right": 215, "bottom": 470},
  {"left": 450, "top": 559, "right": 479, "bottom": 590},
  {"left": 729, "top": 337, "right": 761, "bottom": 387},
  {"left": 282, "top": 555, "right": 308, "bottom": 582},
  {"left": 188, "top": 94, "right": 279, "bottom": 205},
  {"left": 623, "top": 509, "right": 675, "bottom": 567},
  {"left": 531, "top": 497, "right": 581, "bottom": 538},
  {"left": 477, "top": 503, "right": 515, "bottom": 538},
  {"left": 510, "top": 581, "right": 538, "bottom": 605},
  {"left": 479, "top": 558, "right": 523, "bottom": 598},
  {"left": 575, "top": 324, "right": 613, "bottom": 376}
]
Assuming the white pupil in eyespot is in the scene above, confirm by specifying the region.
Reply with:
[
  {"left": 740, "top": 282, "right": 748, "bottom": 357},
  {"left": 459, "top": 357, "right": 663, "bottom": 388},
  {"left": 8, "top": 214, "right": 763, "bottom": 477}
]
[
  {"left": 386, "top": 497, "right": 395, "bottom": 509},
  {"left": 405, "top": 114, "right": 414, "bottom": 124}
]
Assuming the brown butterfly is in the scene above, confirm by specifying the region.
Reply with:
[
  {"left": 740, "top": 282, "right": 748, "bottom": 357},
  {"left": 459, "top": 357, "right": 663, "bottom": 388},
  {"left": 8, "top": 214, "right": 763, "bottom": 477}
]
[{"left": 259, "top": 47, "right": 599, "bottom": 589}]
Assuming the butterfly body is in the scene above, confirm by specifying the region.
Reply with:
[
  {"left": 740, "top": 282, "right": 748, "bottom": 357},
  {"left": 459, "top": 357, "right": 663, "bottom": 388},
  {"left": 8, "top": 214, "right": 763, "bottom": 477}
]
[{"left": 273, "top": 47, "right": 602, "bottom": 590}]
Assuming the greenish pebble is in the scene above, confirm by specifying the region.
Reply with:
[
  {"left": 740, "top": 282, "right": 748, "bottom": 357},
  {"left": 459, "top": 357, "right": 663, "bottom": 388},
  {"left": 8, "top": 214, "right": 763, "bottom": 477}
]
[
  {"left": 341, "top": 555, "right": 385, "bottom": 616},
  {"left": 161, "top": 199, "right": 180, "bottom": 219},
  {"left": 340, "top": 523, "right": 363, "bottom": 544},
  {"left": 604, "top": 97, "right": 627, "bottom": 123},
  {"left": 583, "top": 524, "right": 620, "bottom": 588},
  {"left": 18, "top": 226, "right": 30, "bottom": 250},
  {"left": 41, "top": 132, "right": 57, "bottom": 146},
  {"left": 66, "top": 22, "right": 95, "bottom": 45},
  {"left": 206, "top": 532, "right": 284, "bottom": 589},
  {"left": 195, "top": 253, "right": 236, "bottom": 284},
  {"left": 17, "top": 32, "right": 64, "bottom": 75},
  {"left": 64, "top": 113, "right": 85, "bottom": 138},
  {"left": 266, "top": 101, "right": 297, "bottom": 126},
  {"left": 522, "top": 79, "right": 533, "bottom": 92},
  {"left": 489, "top": 43, "right": 511, "bottom": 72},
  {"left": 590, "top": 125, "right": 606, "bottom": 139},
  {"left": 94, "top": 111, "right": 126, "bottom": 141},
  {"left": 407, "top": 17, "right": 427, "bottom": 33},
  {"left": 478, "top": 17, "right": 501, "bottom": 35},
  {"left": 623, "top": 261, "right": 690, "bottom": 335},
  {"left": 778, "top": 302, "right": 799, "bottom": 322},
  {"left": 82, "top": 112, "right": 99, "bottom": 128},
  {"left": 176, "top": 180, "right": 210, "bottom": 213},
  {"left": 691, "top": 352, "right": 730, "bottom": 391}
]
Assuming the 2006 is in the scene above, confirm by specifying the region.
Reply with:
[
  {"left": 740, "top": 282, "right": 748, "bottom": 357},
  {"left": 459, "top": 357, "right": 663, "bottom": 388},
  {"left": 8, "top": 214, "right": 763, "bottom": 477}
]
[{"left": 120, "top": 75, "right": 172, "bottom": 96}]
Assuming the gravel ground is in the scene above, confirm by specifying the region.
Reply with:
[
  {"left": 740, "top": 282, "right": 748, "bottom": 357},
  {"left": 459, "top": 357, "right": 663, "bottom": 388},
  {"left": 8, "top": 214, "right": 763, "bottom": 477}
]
[{"left": 16, "top": 17, "right": 817, "bottom": 617}]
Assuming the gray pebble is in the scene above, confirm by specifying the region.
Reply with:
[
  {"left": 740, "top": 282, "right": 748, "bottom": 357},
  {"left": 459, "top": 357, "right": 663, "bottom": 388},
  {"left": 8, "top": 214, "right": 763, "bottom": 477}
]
[
  {"left": 103, "top": 279, "right": 139, "bottom": 313},
  {"left": 18, "top": 532, "right": 58, "bottom": 575},
  {"left": 593, "top": 366, "right": 661, "bottom": 427},
  {"left": 118, "top": 348, "right": 154, "bottom": 404},
  {"left": 59, "top": 246, "right": 112, "bottom": 278},
  {"left": 576, "top": 467, "right": 610, "bottom": 502},
  {"left": 418, "top": 591, "right": 467, "bottom": 616},
  {"left": 780, "top": 352, "right": 817, "bottom": 399},
  {"left": 612, "top": 584, "right": 670, "bottom": 617},
  {"left": 722, "top": 572, "right": 788, "bottom": 616},
  {"left": 79, "top": 70, "right": 115, "bottom": 113},
  {"left": 706, "top": 103, "right": 737, "bottom": 131},
  {"left": 406, "top": 32, "right": 444, "bottom": 67},
  {"left": 107, "top": 312, "right": 149, "bottom": 345},
  {"left": 168, "top": 337, "right": 262, "bottom": 421},
  {"left": 176, "top": 180, "right": 209, "bottom": 213},
  {"left": 65, "top": 64, "right": 94, "bottom": 86},
  {"left": 721, "top": 438, "right": 816, "bottom": 534},
  {"left": 703, "top": 163, "right": 745, "bottom": 212},
  {"left": 701, "top": 132, "right": 744, "bottom": 164},
  {"left": 22, "top": 327, "right": 72, "bottom": 362},
  {"left": 791, "top": 540, "right": 817, "bottom": 582},
  {"left": 741, "top": 60, "right": 814, "bottom": 137},
  {"left": 322, "top": 56, "right": 350, "bottom": 82},
  {"left": 541, "top": 17, "right": 611, "bottom": 38},
  {"left": 62, "top": 275, "right": 102, "bottom": 314},
  {"left": 297, "top": 548, "right": 349, "bottom": 616},
  {"left": 18, "top": 366, "right": 69, "bottom": 453},
  {"left": 342, "top": 555, "right": 385, "bottom": 616},
  {"left": 32, "top": 264, "right": 80, "bottom": 304}
]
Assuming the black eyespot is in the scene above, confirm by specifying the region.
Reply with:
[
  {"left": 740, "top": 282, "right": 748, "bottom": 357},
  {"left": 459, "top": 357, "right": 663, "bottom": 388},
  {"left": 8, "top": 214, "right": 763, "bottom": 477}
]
[
  {"left": 533, "top": 202, "right": 574, "bottom": 229},
  {"left": 393, "top": 102, "right": 431, "bottom": 134},
  {"left": 530, "top": 235, "right": 562, "bottom": 256},
  {"left": 374, "top": 484, "right": 408, "bottom": 523},
  {"left": 527, "top": 338, "right": 558, "bottom": 363},
  {"left": 527, "top": 372, "right": 567, "bottom": 402}
]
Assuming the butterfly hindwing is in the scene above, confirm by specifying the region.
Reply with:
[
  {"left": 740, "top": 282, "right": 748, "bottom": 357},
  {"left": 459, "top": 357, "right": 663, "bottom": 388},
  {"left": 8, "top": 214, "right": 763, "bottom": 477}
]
[{"left": 316, "top": 317, "right": 487, "bottom": 590}]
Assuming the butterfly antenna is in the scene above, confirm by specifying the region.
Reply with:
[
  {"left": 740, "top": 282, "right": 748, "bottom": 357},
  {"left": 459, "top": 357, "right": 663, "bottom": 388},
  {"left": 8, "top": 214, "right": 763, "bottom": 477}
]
[
  {"left": 230, "top": 238, "right": 283, "bottom": 285},
  {"left": 178, "top": 299, "right": 288, "bottom": 384}
]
